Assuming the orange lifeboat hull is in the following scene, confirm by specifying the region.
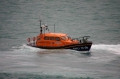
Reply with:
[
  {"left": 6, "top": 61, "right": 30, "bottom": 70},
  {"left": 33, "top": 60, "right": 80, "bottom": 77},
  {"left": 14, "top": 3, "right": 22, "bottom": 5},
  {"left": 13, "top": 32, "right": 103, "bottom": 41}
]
[{"left": 27, "top": 42, "right": 92, "bottom": 51}]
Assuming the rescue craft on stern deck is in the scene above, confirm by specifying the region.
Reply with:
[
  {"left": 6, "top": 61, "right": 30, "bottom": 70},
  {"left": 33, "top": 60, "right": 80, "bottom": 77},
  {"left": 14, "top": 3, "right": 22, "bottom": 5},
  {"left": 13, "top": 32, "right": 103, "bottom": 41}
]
[{"left": 27, "top": 20, "right": 92, "bottom": 51}]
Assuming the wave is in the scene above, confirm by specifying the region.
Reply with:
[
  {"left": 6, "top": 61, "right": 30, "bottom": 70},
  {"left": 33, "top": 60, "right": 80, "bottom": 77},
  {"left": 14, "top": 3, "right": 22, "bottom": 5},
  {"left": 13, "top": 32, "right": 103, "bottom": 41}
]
[
  {"left": 10, "top": 44, "right": 120, "bottom": 55},
  {"left": 92, "top": 44, "right": 120, "bottom": 55},
  {"left": 0, "top": 72, "right": 119, "bottom": 79},
  {"left": 11, "top": 44, "right": 41, "bottom": 53},
  {"left": 0, "top": 72, "right": 96, "bottom": 79}
]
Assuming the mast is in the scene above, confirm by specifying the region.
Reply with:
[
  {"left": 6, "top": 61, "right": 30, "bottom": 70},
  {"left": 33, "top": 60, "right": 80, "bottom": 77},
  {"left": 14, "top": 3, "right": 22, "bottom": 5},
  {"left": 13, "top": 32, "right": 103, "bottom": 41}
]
[
  {"left": 54, "top": 24, "right": 55, "bottom": 33},
  {"left": 39, "top": 18, "right": 42, "bottom": 34}
]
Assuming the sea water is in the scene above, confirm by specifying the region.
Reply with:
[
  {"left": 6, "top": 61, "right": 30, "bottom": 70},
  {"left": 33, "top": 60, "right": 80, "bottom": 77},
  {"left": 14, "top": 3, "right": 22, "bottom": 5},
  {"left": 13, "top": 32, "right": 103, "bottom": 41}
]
[{"left": 0, "top": 0, "right": 120, "bottom": 79}]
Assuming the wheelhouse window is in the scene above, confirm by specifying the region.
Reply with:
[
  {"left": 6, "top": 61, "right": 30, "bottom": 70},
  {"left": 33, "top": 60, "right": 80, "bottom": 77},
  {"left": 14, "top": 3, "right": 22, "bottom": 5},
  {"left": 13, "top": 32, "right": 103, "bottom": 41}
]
[
  {"left": 55, "top": 37, "right": 60, "bottom": 41},
  {"left": 49, "top": 37, "right": 54, "bottom": 40},
  {"left": 61, "top": 36, "right": 70, "bottom": 40},
  {"left": 65, "top": 36, "right": 69, "bottom": 40},
  {"left": 44, "top": 36, "right": 49, "bottom": 40},
  {"left": 44, "top": 36, "right": 60, "bottom": 41},
  {"left": 61, "top": 36, "right": 66, "bottom": 40}
]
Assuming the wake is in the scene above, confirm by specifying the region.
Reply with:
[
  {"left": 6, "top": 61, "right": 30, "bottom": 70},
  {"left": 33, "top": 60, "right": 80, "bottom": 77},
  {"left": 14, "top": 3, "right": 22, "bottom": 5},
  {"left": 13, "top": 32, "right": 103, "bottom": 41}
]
[
  {"left": 92, "top": 44, "right": 120, "bottom": 55},
  {"left": 11, "top": 44, "right": 41, "bottom": 52},
  {"left": 11, "top": 44, "right": 120, "bottom": 55}
]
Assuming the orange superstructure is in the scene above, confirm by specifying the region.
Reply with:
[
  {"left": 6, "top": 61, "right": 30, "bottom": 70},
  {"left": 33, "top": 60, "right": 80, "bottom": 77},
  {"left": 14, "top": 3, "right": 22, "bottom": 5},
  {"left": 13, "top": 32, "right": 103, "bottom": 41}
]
[{"left": 36, "top": 33, "right": 79, "bottom": 47}]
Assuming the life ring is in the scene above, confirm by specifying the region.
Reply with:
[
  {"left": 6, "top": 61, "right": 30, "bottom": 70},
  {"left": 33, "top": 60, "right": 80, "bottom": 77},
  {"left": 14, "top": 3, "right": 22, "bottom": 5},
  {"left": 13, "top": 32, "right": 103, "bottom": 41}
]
[
  {"left": 32, "top": 37, "right": 36, "bottom": 41},
  {"left": 27, "top": 38, "right": 30, "bottom": 42}
]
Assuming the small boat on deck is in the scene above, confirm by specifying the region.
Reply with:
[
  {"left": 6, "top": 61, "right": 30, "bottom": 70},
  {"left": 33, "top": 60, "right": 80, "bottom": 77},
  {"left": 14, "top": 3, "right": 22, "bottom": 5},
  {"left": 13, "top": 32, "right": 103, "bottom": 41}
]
[{"left": 27, "top": 20, "right": 92, "bottom": 51}]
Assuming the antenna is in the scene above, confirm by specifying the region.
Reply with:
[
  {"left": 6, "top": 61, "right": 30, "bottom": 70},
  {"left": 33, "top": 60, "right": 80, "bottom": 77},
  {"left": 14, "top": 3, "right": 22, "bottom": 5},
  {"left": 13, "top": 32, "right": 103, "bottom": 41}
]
[
  {"left": 54, "top": 24, "right": 55, "bottom": 33},
  {"left": 39, "top": 16, "right": 41, "bottom": 27},
  {"left": 39, "top": 16, "right": 42, "bottom": 34}
]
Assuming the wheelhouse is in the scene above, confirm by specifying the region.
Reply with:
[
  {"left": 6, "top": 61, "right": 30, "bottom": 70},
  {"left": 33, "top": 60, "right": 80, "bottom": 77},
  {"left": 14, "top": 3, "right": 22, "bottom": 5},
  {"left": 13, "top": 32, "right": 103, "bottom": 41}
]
[{"left": 36, "top": 33, "right": 78, "bottom": 47}]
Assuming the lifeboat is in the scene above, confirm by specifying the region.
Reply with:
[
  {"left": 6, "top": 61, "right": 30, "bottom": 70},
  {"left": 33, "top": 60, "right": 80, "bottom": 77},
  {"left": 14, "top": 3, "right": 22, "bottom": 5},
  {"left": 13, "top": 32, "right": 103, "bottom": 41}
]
[{"left": 27, "top": 20, "right": 92, "bottom": 51}]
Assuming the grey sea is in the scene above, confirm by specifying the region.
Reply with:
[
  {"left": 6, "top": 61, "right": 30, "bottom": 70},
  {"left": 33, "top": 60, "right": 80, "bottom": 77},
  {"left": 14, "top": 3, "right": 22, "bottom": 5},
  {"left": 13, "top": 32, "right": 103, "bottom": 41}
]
[{"left": 0, "top": 0, "right": 120, "bottom": 79}]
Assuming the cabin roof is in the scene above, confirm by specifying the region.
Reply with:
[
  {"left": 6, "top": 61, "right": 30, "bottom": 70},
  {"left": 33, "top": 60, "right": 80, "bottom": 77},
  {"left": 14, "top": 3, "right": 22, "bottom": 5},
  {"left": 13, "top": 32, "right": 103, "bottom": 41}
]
[{"left": 43, "top": 33, "right": 67, "bottom": 37}]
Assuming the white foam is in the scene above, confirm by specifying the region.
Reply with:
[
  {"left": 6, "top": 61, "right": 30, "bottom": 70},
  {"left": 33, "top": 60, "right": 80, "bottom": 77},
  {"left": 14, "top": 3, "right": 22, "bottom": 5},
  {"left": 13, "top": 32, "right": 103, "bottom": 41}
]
[
  {"left": 11, "top": 44, "right": 120, "bottom": 55},
  {"left": 12, "top": 44, "right": 41, "bottom": 52},
  {"left": 92, "top": 44, "right": 120, "bottom": 55}
]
